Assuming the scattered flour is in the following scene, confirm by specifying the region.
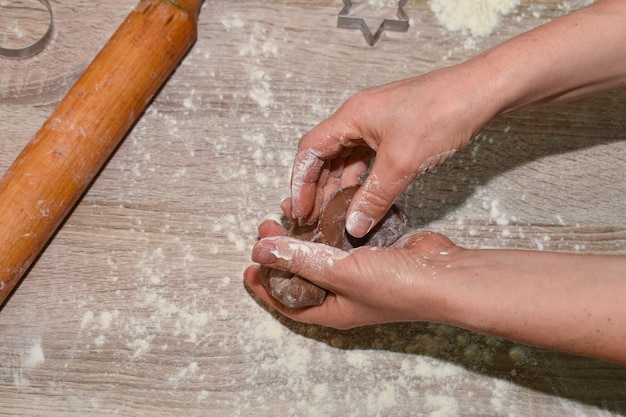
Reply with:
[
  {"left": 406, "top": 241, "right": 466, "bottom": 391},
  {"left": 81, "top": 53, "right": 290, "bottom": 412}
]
[
  {"left": 182, "top": 88, "right": 201, "bottom": 111},
  {"left": 7, "top": 20, "right": 26, "bottom": 38},
  {"left": 488, "top": 197, "right": 511, "bottom": 226},
  {"left": 237, "top": 21, "right": 281, "bottom": 116},
  {"left": 220, "top": 13, "right": 245, "bottom": 31},
  {"left": 425, "top": 393, "right": 460, "bottom": 417},
  {"left": 21, "top": 338, "right": 45, "bottom": 369},
  {"left": 365, "top": 382, "right": 399, "bottom": 414},
  {"left": 489, "top": 378, "right": 516, "bottom": 413},
  {"left": 9, "top": 338, "right": 45, "bottom": 388}
]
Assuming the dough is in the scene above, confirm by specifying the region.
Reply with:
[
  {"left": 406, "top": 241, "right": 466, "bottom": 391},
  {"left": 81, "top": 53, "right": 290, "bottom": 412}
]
[{"left": 260, "top": 185, "right": 406, "bottom": 308}]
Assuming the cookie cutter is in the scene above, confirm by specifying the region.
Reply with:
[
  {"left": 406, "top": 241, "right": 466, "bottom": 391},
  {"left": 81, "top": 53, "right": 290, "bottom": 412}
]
[
  {"left": 337, "top": 0, "right": 409, "bottom": 46},
  {"left": 0, "top": 0, "right": 54, "bottom": 59}
]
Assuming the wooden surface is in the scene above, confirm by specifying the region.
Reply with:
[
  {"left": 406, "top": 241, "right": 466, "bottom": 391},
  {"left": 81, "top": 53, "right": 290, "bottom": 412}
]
[{"left": 1, "top": 1, "right": 625, "bottom": 416}]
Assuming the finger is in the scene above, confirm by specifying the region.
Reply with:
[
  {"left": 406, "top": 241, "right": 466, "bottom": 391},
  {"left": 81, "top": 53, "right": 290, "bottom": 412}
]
[
  {"left": 251, "top": 236, "right": 348, "bottom": 293},
  {"left": 295, "top": 161, "right": 332, "bottom": 227},
  {"left": 346, "top": 145, "right": 460, "bottom": 238},
  {"left": 258, "top": 219, "right": 287, "bottom": 239},
  {"left": 340, "top": 147, "right": 375, "bottom": 189},
  {"left": 280, "top": 197, "right": 294, "bottom": 221},
  {"left": 312, "top": 148, "right": 369, "bottom": 223},
  {"left": 321, "top": 150, "right": 352, "bottom": 208},
  {"left": 346, "top": 163, "right": 415, "bottom": 238},
  {"left": 327, "top": 147, "right": 373, "bottom": 193},
  {"left": 308, "top": 161, "right": 332, "bottom": 224},
  {"left": 243, "top": 265, "right": 344, "bottom": 327},
  {"left": 291, "top": 119, "right": 364, "bottom": 221},
  {"left": 295, "top": 147, "right": 372, "bottom": 226}
]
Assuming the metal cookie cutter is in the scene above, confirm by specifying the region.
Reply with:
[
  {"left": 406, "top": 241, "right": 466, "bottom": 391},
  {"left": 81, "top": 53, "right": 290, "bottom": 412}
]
[
  {"left": 0, "top": 0, "right": 54, "bottom": 59},
  {"left": 337, "top": 0, "right": 409, "bottom": 46}
]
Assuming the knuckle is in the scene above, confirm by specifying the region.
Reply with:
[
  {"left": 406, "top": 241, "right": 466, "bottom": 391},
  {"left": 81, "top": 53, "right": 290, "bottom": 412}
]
[{"left": 357, "top": 181, "right": 397, "bottom": 213}]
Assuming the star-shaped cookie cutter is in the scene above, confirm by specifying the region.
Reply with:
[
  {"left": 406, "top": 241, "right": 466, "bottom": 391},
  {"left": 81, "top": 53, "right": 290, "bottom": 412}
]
[{"left": 337, "top": 0, "right": 409, "bottom": 46}]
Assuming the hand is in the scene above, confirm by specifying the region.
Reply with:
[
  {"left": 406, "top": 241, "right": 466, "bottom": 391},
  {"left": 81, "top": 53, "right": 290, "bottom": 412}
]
[
  {"left": 247, "top": 0, "right": 626, "bottom": 364},
  {"left": 245, "top": 204, "right": 626, "bottom": 364},
  {"left": 289, "top": 67, "right": 498, "bottom": 237},
  {"left": 244, "top": 211, "right": 461, "bottom": 329},
  {"left": 289, "top": 0, "right": 626, "bottom": 240}
]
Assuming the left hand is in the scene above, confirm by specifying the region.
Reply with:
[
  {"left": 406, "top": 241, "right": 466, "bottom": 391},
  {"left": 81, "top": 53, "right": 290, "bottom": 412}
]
[{"left": 244, "top": 200, "right": 461, "bottom": 329}]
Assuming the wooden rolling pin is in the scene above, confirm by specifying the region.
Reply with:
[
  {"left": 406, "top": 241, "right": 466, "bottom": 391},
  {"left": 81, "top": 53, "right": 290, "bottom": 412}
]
[{"left": 0, "top": 0, "right": 203, "bottom": 305}]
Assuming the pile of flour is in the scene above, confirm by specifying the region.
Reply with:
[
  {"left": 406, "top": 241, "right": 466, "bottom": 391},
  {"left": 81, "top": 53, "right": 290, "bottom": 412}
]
[
  {"left": 428, "top": 0, "right": 594, "bottom": 44},
  {"left": 428, "top": 0, "right": 521, "bottom": 39}
]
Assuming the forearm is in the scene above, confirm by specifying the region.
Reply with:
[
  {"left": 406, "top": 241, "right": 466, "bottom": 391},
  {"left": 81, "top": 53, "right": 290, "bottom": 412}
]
[
  {"left": 413, "top": 2, "right": 626, "bottom": 361},
  {"left": 465, "top": 0, "right": 626, "bottom": 117},
  {"left": 436, "top": 250, "right": 626, "bottom": 364}
]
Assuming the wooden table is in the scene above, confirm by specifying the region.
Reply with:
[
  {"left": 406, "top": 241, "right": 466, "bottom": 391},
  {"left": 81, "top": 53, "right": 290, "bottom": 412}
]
[{"left": 1, "top": 1, "right": 625, "bottom": 415}]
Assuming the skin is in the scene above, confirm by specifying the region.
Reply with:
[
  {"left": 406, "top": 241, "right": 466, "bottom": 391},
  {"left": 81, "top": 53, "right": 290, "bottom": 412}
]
[{"left": 245, "top": 0, "right": 626, "bottom": 365}]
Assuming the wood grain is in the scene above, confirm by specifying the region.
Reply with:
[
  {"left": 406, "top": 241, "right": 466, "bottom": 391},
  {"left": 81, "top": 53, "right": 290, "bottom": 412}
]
[
  {"left": 1, "top": 1, "right": 625, "bottom": 416},
  {"left": 0, "top": 0, "right": 202, "bottom": 304}
]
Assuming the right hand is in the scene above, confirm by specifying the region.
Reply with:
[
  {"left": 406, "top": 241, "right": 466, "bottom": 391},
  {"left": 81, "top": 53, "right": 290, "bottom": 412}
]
[{"left": 290, "top": 65, "right": 500, "bottom": 238}]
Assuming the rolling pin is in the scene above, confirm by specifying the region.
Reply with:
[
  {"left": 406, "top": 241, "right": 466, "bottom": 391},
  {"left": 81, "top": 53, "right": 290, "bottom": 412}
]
[{"left": 0, "top": 0, "right": 203, "bottom": 305}]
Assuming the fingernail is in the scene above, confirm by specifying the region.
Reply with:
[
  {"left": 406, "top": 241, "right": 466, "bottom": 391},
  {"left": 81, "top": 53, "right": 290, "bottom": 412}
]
[
  {"left": 253, "top": 240, "right": 277, "bottom": 264},
  {"left": 346, "top": 211, "right": 374, "bottom": 238}
]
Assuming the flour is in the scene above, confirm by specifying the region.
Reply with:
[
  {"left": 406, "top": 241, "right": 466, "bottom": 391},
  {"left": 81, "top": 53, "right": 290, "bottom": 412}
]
[
  {"left": 7, "top": 20, "right": 25, "bottom": 38},
  {"left": 22, "top": 338, "right": 45, "bottom": 369},
  {"left": 169, "top": 361, "right": 200, "bottom": 388},
  {"left": 291, "top": 149, "right": 323, "bottom": 214},
  {"left": 428, "top": 0, "right": 595, "bottom": 49},
  {"left": 345, "top": 350, "right": 370, "bottom": 367},
  {"left": 429, "top": 0, "right": 521, "bottom": 40},
  {"left": 80, "top": 310, "right": 94, "bottom": 329},
  {"left": 182, "top": 88, "right": 201, "bottom": 111},
  {"left": 9, "top": 337, "right": 45, "bottom": 388},
  {"left": 488, "top": 198, "right": 511, "bottom": 226},
  {"left": 249, "top": 69, "right": 274, "bottom": 110},
  {"left": 425, "top": 393, "right": 460, "bottom": 417},
  {"left": 220, "top": 14, "right": 245, "bottom": 31},
  {"left": 365, "top": 382, "right": 399, "bottom": 413},
  {"left": 237, "top": 23, "right": 281, "bottom": 116},
  {"left": 489, "top": 378, "right": 516, "bottom": 413},
  {"left": 419, "top": 150, "right": 458, "bottom": 176}
]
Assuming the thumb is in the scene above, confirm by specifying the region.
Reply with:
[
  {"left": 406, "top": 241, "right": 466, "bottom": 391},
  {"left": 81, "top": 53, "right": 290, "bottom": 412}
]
[
  {"left": 252, "top": 236, "right": 348, "bottom": 291},
  {"left": 346, "top": 155, "right": 415, "bottom": 238},
  {"left": 347, "top": 146, "right": 459, "bottom": 238}
]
